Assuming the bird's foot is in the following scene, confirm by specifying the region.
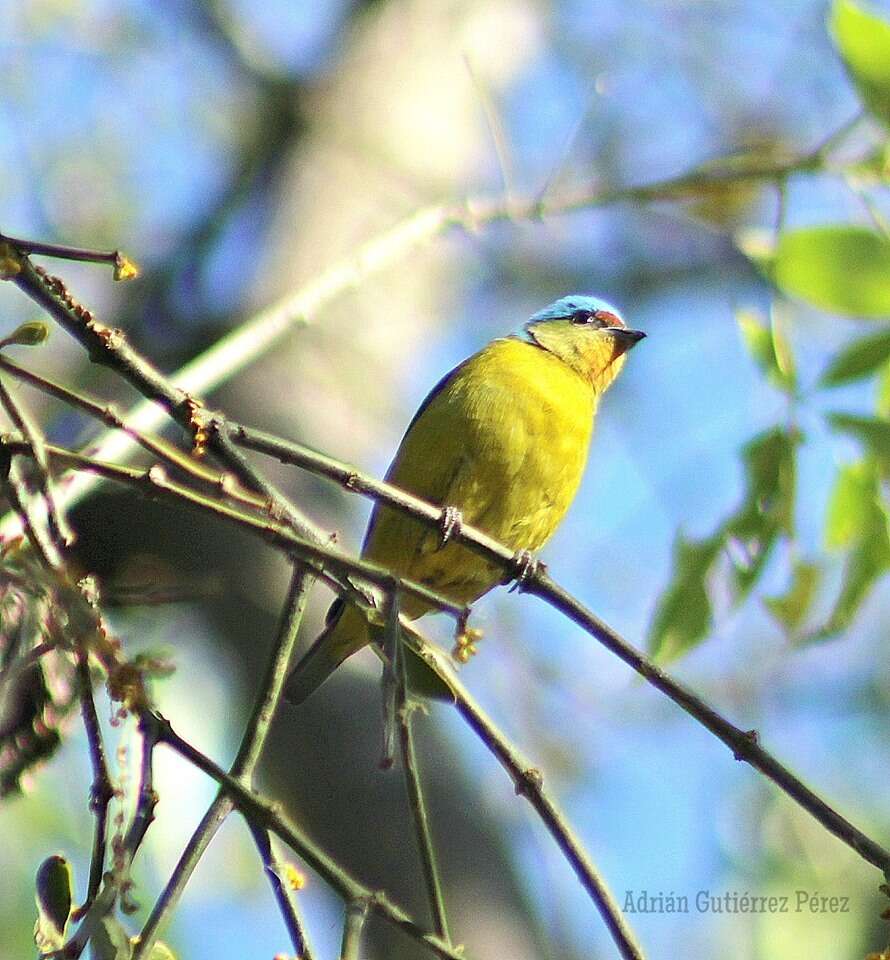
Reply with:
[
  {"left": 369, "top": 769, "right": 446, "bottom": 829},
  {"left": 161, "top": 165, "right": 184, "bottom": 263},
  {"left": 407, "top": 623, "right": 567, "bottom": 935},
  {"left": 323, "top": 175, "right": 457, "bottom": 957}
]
[
  {"left": 508, "top": 549, "right": 544, "bottom": 592},
  {"left": 438, "top": 505, "right": 463, "bottom": 547}
]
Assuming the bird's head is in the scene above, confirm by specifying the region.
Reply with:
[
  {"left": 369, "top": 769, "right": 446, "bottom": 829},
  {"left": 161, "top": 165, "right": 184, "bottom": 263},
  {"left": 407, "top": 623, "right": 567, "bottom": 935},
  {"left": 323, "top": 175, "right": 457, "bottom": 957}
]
[{"left": 524, "top": 295, "right": 645, "bottom": 392}]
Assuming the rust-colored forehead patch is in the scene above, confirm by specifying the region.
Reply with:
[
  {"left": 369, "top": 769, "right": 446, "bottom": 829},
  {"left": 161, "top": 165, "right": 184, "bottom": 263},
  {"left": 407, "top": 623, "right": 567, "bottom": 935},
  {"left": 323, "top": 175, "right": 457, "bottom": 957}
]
[{"left": 594, "top": 309, "right": 624, "bottom": 328}]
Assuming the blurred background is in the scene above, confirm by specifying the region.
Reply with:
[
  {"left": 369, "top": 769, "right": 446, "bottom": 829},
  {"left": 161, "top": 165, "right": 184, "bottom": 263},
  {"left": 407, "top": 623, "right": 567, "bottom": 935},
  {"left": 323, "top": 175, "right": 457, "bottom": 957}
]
[{"left": 2, "top": 0, "right": 890, "bottom": 958}]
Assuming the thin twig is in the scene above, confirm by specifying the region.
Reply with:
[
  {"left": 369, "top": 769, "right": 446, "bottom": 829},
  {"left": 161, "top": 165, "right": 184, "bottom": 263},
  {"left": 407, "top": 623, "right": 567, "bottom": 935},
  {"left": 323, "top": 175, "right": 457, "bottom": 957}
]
[
  {"left": 249, "top": 824, "right": 315, "bottom": 960},
  {"left": 127, "top": 722, "right": 159, "bottom": 852},
  {"left": 150, "top": 710, "right": 463, "bottom": 960},
  {"left": 0, "top": 372, "right": 72, "bottom": 552},
  {"left": 526, "top": 573, "right": 890, "bottom": 877},
  {"left": 340, "top": 897, "right": 371, "bottom": 960},
  {"left": 132, "top": 564, "right": 313, "bottom": 960},
  {"left": 397, "top": 652, "right": 451, "bottom": 944},
  {"left": 0, "top": 232, "right": 129, "bottom": 269},
  {"left": 232, "top": 563, "right": 311, "bottom": 781},
  {"left": 208, "top": 418, "right": 323, "bottom": 542},
  {"left": 398, "top": 626, "right": 643, "bottom": 960},
  {"left": 464, "top": 53, "right": 515, "bottom": 204},
  {"left": 72, "top": 652, "right": 115, "bottom": 920},
  {"left": 0, "top": 445, "right": 59, "bottom": 569},
  {"left": 380, "top": 588, "right": 401, "bottom": 769},
  {"left": 0, "top": 354, "right": 274, "bottom": 517},
  {"left": 3, "top": 438, "right": 466, "bottom": 624}
]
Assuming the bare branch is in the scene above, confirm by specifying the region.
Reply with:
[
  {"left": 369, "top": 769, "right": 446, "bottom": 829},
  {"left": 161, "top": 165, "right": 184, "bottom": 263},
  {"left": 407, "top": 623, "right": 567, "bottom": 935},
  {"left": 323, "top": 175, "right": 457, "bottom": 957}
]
[
  {"left": 132, "top": 564, "right": 313, "bottom": 960},
  {"left": 72, "top": 652, "right": 115, "bottom": 920},
  {"left": 148, "top": 709, "right": 464, "bottom": 960},
  {"left": 249, "top": 824, "right": 315, "bottom": 960},
  {"left": 234, "top": 422, "right": 890, "bottom": 876},
  {"left": 397, "top": 652, "right": 451, "bottom": 945}
]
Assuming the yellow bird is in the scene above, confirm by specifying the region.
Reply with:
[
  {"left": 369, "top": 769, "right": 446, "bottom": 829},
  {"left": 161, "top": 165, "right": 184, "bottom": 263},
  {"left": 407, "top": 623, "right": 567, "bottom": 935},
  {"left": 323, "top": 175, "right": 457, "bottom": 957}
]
[{"left": 284, "top": 296, "right": 645, "bottom": 703}]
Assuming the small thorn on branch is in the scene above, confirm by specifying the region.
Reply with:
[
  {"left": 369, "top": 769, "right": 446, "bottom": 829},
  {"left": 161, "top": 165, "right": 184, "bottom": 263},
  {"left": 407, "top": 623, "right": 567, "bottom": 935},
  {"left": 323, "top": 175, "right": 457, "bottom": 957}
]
[
  {"left": 733, "top": 729, "right": 760, "bottom": 761},
  {"left": 514, "top": 766, "right": 544, "bottom": 798}
]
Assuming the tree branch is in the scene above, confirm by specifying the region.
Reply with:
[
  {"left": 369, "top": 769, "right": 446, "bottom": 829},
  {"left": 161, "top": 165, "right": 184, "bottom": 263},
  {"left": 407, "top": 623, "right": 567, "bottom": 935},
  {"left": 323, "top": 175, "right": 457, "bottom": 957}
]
[
  {"left": 72, "top": 652, "right": 115, "bottom": 920},
  {"left": 0, "top": 131, "right": 858, "bottom": 542},
  {"left": 132, "top": 563, "right": 313, "bottom": 960},
  {"left": 397, "top": 652, "right": 451, "bottom": 945},
  {"left": 233, "top": 422, "right": 890, "bottom": 876},
  {"left": 148, "top": 708, "right": 465, "bottom": 960}
]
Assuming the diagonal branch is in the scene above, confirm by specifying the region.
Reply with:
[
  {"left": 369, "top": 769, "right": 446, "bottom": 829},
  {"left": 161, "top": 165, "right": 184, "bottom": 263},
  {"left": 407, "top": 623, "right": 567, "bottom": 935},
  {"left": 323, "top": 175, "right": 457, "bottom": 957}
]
[
  {"left": 0, "top": 127, "right": 859, "bottom": 542},
  {"left": 248, "top": 824, "right": 315, "bottom": 960},
  {"left": 232, "top": 423, "right": 890, "bottom": 876},
  {"left": 397, "top": 652, "right": 451, "bottom": 944},
  {"left": 132, "top": 563, "right": 313, "bottom": 960},
  {"left": 149, "top": 708, "right": 468, "bottom": 960},
  {"left": 72, "top": 652, "right": 115, "bottom": 920}
]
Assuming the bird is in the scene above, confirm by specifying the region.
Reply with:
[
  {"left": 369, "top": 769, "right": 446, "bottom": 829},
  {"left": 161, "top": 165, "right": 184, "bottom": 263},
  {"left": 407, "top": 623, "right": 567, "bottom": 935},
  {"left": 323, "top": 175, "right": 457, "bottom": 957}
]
[{"left": 284, "top": 295, "right": 645, "bottom": 703}]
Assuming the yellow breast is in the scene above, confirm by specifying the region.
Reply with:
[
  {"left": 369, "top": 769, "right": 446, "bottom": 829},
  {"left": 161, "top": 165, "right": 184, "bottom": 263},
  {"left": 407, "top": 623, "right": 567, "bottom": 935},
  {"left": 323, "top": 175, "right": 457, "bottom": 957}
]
[{"left": 363, "top": 337, "right": 597, "bottom": 613}]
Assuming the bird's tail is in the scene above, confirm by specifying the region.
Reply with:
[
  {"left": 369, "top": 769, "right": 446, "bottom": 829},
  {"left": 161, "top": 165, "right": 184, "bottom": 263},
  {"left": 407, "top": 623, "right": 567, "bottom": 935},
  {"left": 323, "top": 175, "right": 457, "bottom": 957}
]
[
  {"left": 284, "top": 598, "right": 457, "bottom": 704},
  {"left": 283, "top": 600, "right": 370, "bottom": 705}
]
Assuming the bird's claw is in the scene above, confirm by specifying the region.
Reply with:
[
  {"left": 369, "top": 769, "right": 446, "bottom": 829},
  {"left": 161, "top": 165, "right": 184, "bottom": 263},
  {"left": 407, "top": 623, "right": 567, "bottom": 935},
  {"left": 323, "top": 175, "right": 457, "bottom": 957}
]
[
  {"left": 508, "top": 549, "right": 543, "bottom": 592},
  {"left": 439, "top": 505, "right": 463, "bottom": 547}
]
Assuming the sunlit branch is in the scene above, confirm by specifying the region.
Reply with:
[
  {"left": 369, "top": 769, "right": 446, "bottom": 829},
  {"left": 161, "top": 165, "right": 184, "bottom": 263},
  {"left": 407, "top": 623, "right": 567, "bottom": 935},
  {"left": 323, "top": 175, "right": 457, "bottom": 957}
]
[
  {"left": 232, "top": 422, "right": 890, "bottom": 876},
  {"left": 0, "top": 124, "right": 863, "bottom": 542},
  {"left": 147, "top": 708, "right": 465, "bottom": 960},
  {"left": 397, "top": 651, "right": 451, "bottom": 945},
  {"left": 72, "top": 652, "right": 115, "bottom": 921},
  {"left": 132, "top": 563, "right": 313, "bottom": 960}
]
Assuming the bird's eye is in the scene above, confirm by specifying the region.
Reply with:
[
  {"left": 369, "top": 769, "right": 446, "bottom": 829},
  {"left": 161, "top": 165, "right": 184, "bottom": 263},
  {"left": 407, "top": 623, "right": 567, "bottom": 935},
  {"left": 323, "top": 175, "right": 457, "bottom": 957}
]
[{"left": 571, "top": 308, "right": 611, "bottom": 327}]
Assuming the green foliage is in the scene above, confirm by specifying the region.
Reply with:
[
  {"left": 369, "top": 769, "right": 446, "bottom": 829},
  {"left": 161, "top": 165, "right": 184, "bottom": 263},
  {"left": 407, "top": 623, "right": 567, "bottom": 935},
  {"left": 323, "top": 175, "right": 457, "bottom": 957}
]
[
  {"left": 649, "top": 534, "right": 723, "bottom": 661},
  {"left": 831, "top": 0, "right": 890, "bottom": 126},
  {"left": 650, "top": 428, "right": 799, "bottom": 660},
  {"left": 764, "top": 561, "right": 821, "bottom": 639},
  {"left": 825, "top": 460, "right": 877, "bottom": 549},
  {"left": 737, "top": 308, "right": 796, "bottom": 392},
  {"left": 34, "top": 855, "right": 72, "bottom": 954},
  {"left": 817, "top": 458, "right": 890, "bottom": 638},
  {"left": 90, "top": 915, "right": 132, "bottom": 960},
  {"left": 88, "top": 915, "right": 176, "bottom": 960},
  {"left": 828, "top": 412, "right": 890, "bottom": 472},
  {"left": 767, "top": 226, "right": 890, "bottom": 318},
  {"left": 820, "top": 330, "right": 890, "bottom": 384}
]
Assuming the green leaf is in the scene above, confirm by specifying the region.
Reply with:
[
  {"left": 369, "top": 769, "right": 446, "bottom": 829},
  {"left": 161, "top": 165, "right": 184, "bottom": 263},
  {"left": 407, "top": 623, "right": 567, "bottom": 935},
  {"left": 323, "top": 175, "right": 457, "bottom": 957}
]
[
  {"left": 649, "top": 533, "right": 723, "bottom": 661},
  {"left": 726, "top": 429, "right": 798, "bottom": 597},
  {"left": 737, "top": 308, "right": 796, "bottom": 391},
  {"left": 818, "top": 517, "right": 890, "bottom": 638},
  {"left": 34, "top": 855, "right": 72, "bottom": 953},
  {"left": 825, "top": 459, "right": 879, "bottom": 549},
  {"left": 768, "top": 226, "right": 890, "bottom": 318},
  {"left": 830, "top": 0, "right": 890, "bottom": 126},
  {"left": 877, "top": 362, "right": 890, "bottom": 416},
  {"left": 771, "top": 306, "right": 796, "bottom": 387},
  {"left": 827, "top": 412, "right": 890, "bottom": 471},
  {"left": 814, "top": 457, "right": 890, "bottom": 639},
  {"left": 764, "top": 561, "right": 821, "bottom": 637},
  {"left": 820, "top": 329, "right": 890, "bottom": 384}
]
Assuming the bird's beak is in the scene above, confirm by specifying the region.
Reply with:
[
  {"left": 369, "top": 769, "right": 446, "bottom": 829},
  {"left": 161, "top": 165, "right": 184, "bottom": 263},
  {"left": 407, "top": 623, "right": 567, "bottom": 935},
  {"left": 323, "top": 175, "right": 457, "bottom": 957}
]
[{"left": 606, "top": 327, "right": 646, "bottom": 356}]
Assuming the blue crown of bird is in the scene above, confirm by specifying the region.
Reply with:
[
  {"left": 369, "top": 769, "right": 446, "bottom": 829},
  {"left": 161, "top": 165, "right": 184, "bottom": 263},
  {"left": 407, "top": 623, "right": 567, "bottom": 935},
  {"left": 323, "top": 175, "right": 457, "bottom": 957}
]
[{"left": 285, "top": 295, "right": 645, "bottom": 703}]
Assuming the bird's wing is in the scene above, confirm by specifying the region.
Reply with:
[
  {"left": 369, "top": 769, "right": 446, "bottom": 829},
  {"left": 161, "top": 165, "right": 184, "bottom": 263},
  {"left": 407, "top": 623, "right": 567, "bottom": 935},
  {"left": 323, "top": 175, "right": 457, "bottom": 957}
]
[{"left": 361, "top": 354, "right": 546, "bottom": 613}]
